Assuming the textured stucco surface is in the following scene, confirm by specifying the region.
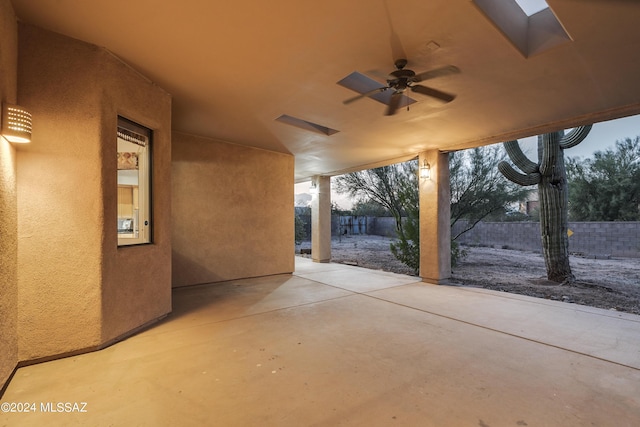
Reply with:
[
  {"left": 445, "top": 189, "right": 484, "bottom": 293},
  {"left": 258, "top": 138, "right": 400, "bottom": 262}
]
[
  {"left": 172, "top": 133, "right": 295, "bottom": 286},
  {"left": 99, "top": 50, "right": 172, "bottom": 343},
  {"left": 419, "top": 150, "right": 451, "bottom": 283},
  {"left": 311, "top": 176, "right": 331, "bottom": 263},
  {"left": 0, "top": 0, "right": 18, "bottom": 392},
  {"left": 17, "top": 25, "right": 105, "bottom": 361},
  {"left": 16, "top": 24, "right": 172, "bottom": 361}
]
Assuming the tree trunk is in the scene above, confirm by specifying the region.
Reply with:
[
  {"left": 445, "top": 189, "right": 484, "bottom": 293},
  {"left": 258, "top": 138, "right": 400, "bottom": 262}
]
[{"left": 538, "top": 132, "right": 574, "bottom": 283}]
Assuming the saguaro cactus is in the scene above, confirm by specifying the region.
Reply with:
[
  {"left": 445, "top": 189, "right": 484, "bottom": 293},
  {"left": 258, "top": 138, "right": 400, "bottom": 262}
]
[{"left": 498, "top": 125, "right": 592, "bottom": 283}]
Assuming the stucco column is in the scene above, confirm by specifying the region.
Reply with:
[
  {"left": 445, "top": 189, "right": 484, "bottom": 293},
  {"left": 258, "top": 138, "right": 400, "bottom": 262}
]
[
  {"left": 311, "top": 175, "right": 331, "bottom": 263},
  {"left": 419, "top": 150, "right": 451, "bottom": 284}
]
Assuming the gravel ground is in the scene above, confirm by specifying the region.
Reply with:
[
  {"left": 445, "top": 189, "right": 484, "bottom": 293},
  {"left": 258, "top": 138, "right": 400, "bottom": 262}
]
[{"left": 297, "top": 235, "right": 640, "bottom": 315}]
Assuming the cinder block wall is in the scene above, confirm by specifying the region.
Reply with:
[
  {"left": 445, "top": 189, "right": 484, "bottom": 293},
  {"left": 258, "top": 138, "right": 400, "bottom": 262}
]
[
  {"left": 452, "top": 222, "right": 541, "bottom": 251},
  {"left": 451, "top": 221, "right": 640, "bottom": 258},
  {"left": 568, "top": 222, "right": 640, "bottom": 258},
  {"left": 364, "top": 217, "right": 640, "bottom": 258}
]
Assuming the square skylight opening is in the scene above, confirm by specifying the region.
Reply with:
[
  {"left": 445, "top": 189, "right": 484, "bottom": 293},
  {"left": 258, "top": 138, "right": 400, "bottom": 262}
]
[
  {"left": 514, "top": 0, "right": 549, "bottom": 17},
  {"left": 473, "top": 0, "right": 571, "bottom": 57}
]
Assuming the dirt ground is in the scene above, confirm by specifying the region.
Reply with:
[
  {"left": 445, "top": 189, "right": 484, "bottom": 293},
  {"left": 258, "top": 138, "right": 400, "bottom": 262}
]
[{"left": 299, "top": 234, "right": 640, "bottom": 315}]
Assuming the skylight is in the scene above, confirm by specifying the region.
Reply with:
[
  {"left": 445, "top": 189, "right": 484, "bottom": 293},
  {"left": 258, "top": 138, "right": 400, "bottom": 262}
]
[
  {"left": 473, "top": 0, "right": 570, "bottom": 57},
  {"left": 514, "top": 0, "right": 549, "bottom": 16}
]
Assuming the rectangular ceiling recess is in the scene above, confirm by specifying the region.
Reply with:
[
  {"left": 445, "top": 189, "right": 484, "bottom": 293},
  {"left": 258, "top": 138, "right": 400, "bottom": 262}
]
[
  {"left": 472, "top": 0, "right": 572, "bottom": 57},
  {"left": 276, "top": 115, "right": 339, "bottom": 136}
]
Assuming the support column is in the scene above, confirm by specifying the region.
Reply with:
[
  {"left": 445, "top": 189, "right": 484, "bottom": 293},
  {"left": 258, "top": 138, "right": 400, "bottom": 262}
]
[
  {"left": 419, "top": 150, "right": 451, "bottom": 284},
  {"left": 311, "top": 175, "right": 331, "bottom": 263}
]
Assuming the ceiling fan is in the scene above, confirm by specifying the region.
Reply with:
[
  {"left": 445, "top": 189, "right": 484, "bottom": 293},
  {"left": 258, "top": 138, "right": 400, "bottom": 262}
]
[{"left": 343, "top": 59, "right": 460, "bottom": 116}]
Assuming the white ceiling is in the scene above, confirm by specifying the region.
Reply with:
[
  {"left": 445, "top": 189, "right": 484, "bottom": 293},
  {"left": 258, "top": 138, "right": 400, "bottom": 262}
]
[{"left": 11, "top": 0, "right": 640, "bottom": 181}]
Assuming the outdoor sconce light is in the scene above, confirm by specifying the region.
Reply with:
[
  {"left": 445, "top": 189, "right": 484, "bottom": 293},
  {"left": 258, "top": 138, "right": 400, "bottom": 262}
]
[
  {"left": 420, "top": 160, "right": 431, "bottom": 180},
  {"left": 1, "top": 103, "right": 32, "bottom": 143},
  {"left": 309, "top": 181, "right": 318, "bottom": 194}
]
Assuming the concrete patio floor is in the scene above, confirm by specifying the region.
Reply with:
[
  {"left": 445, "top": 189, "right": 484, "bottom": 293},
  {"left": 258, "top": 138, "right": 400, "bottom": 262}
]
[{"left": 2, "top": 257, "right": 639, "bottom": 426}]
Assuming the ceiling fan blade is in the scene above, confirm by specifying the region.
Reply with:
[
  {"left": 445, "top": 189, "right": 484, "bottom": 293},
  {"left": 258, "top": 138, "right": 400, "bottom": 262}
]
[
  {"left": 410, "top": 85, "right": 456, "bottom": 102},
  {"left": 385, "top": 92, "right": 403, "bottom": 116},
  {"left": 383, "top": 0, "right": 406, "bottom": 62},
  {"left": 412, "top": 65, "right": 460, "bottom": 83},
  {"left": 343, "top": 86, "right": 389, "bottom": 105}
]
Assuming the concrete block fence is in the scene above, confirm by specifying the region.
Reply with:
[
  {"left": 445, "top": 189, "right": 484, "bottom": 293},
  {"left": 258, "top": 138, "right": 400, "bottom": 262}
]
[
  {"left": 298, "top": 210, "right": 639, "bottom": 259},
  {"left": 451, "top": 221, "right": 640, "bottom": 259}
]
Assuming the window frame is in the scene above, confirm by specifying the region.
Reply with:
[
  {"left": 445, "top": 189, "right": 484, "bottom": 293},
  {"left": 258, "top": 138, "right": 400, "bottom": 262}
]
[{"left": 117, "top": 116, "right": 153, "bottom": 247}]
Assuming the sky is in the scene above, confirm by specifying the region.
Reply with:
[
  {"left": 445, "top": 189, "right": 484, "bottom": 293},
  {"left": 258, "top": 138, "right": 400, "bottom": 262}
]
[
  {"left": 514, "top": 0, "right": 549, "bottom": 16},
  {"left": 518, "top": 114, "right": 640, "bottom": 160},
  {"left": 295, "top": 114, "right": 640, "bottom": 209}
]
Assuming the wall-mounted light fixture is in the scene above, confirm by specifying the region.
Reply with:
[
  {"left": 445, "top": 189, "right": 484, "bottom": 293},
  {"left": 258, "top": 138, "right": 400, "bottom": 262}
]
[
  {"left": 309, "top": 181, "right": 318, "bottom": 194},
  {"left": 420, "top": 159, "right": 431, "bottom": 180},
  {"left": 1, "top": 103, "right": 32, "bottom": 143}
]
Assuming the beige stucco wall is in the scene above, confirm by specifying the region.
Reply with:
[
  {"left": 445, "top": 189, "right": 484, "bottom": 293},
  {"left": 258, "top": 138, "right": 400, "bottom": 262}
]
[
  {"left": 99, "top": 52, "right": 172, "bottom": 343},
  {"left": 0, "top": 0, "right": 18, "bottom": 391},
  {"left": 17, "top": 24, "right": 172, "bottom": 361},
  {"left": 172, "top": 132, "right": 294, "bottom": 286},
  {"left": 17, "top": 25, "right": 106, "bottom": 361},
  {"left": 419, "top": 150, "right": 451, "bottom": 284}
]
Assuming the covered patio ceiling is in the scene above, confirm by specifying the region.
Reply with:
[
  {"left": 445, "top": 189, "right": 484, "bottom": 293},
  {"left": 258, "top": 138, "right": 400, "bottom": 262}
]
[{"left": 11, "top": 0, "right": 640, "bottom": 181}]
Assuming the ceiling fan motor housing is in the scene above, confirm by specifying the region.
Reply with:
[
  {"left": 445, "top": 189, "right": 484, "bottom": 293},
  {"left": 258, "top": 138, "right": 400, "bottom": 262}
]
[
  {"left": 388, "top": 69, "right": 415, "bottom": 91},
  {"left": 394, "top": 58, "right": 408, "bottom": 69}
]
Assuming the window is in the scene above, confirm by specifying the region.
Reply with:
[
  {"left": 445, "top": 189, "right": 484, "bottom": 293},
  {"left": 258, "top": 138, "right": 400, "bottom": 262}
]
[{"left": 117, "top": 117, "right": 151, "bottom": 246}]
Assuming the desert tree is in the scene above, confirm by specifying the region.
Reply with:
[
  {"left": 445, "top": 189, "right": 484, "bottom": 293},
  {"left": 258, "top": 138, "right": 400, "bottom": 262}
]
[
  {"left": 335, "top": 145, "right": 529, "bottom": 272},
  {"left": 567, "top": 136, "right": 640, "bottom": 221},
  {"left": 498, "top": 125, "right": 592, "bottom": 283},
  {"left": 450, "top": 145, "right": 531, "bottom": 240},
  {"left": 388, "top": 161, "right": 420, "bottom": 273},
  {"left": 334, "top": 161, "right": 419, "bottom": 272},
  {"left": 333, "top": 163, "right": 413, "bottom": 236},
  {"left": 351, "top": 200, "right": 391, "bottom": 217}
]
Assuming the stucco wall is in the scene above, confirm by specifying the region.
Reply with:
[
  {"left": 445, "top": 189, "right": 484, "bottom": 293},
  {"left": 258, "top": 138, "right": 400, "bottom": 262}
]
[
  {"left": 0, "top": 0, "right": 18, "bottom": 392},
  {"left": 172, "top": 133, "right": 294, "bottom": 286},
  {"left": 17, "top": 25, "right": 105, "bottom": 361},
  {"left": 16, "top": 24, "right": 172, "bottom": 361},
  {"left": 99, "top": 52, "right": 172, "bottom": 343}
]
